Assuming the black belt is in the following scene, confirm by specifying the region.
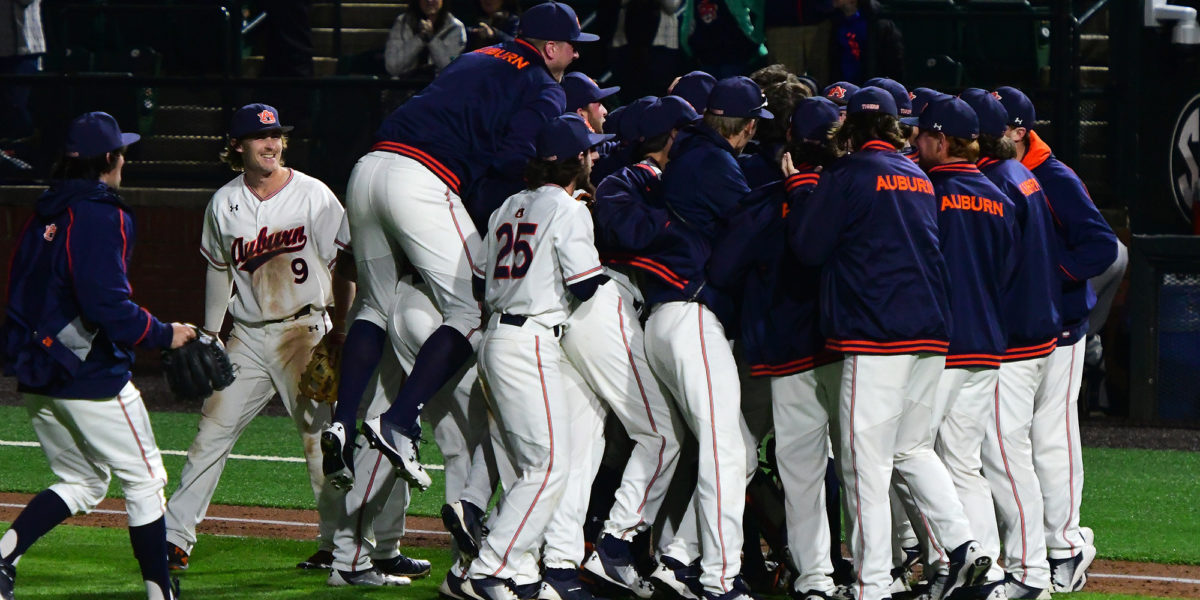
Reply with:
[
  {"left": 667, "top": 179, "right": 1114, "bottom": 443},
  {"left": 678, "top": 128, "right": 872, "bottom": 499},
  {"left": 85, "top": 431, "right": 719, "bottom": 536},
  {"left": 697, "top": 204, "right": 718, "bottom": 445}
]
[
  {"left": 265, "top": 306, "right": 312, "bottom": 324},
  {"left": 499, "top": 313, "right": 562, "bottom": 337}
]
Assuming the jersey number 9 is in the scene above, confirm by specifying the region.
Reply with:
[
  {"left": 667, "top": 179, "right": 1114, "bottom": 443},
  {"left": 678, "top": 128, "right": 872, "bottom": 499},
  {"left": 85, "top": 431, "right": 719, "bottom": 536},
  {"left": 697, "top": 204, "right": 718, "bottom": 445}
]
[
  {"left": 493, "top": 222, "right": 537, "bottom": 279},
  {"left": 291, "top": 258, "right": 308, "bottom": 283}
]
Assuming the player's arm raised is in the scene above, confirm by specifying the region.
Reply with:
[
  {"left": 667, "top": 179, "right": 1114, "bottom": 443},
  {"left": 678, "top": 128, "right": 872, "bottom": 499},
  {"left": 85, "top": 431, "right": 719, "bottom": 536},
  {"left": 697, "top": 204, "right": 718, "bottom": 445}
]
[
  {"left": 492, "top": 84, "right": 567, "bottom": 181},
  {"left": 67, "top": 202, "right": 176, "bottom": 349}
]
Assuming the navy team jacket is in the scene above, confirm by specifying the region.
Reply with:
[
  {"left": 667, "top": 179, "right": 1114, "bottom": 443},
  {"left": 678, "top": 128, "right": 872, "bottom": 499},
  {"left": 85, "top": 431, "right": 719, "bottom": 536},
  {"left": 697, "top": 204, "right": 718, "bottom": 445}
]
[
  {"left": 0, "top": 180, "right": 174, "bottom": 399},
  {"left": 1021, "top": 130, "right": 1117, "bottom": 346},
  {"left": 927, "top": 162, "right": 1017, "bottom": 368},
  {"left": 594, "top": 159, "right": 719, "bottom": 319},
  {"left": 710, "top": 169, "right": 841, "bottom": 376},
  {"left": 790, "top": 140, "right": 951, "bottom": 354},
  {"left": 374, "top": 39, "right": 566, "bottom": 229},
  {"left": 979, "top": 156, "right": 1062, "bottom": 359}
]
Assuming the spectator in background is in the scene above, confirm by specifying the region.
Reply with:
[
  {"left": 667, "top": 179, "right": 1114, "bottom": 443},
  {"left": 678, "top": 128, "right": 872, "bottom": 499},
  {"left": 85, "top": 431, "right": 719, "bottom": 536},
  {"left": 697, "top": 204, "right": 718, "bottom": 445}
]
[
  {"left": 610, "top": 0, "right": 684, "bottom": 100},
  {"left": 764, "top": 0, "right": 831, "bottom": 85},
  {"left": 385, "top": 0, "right": 468, "bottom": 78},
  {"left": 828, "top": 0, "right": 902, "bottom": 84},
  {"left": 465, "top": 0, "right": 519, "bottom": 51},
  {"left": 0, "top": 0, "right": 45, "bottom": 142},
  {"left": 681, "top": 0, "right": 768, "bottom": 79}
]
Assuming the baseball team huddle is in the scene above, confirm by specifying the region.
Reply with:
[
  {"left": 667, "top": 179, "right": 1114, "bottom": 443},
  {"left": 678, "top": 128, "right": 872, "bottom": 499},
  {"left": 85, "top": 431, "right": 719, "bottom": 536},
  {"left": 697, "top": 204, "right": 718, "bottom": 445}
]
[{"left": 0, "top": 2, "right": 1123, "bottom": 600}]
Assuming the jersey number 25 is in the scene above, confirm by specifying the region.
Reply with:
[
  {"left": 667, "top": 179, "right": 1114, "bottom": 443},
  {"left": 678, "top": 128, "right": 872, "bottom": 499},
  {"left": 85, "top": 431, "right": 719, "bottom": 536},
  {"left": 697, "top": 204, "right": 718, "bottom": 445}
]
[{"left": 493, "top": 222, "right": 537, "bottom": 279}]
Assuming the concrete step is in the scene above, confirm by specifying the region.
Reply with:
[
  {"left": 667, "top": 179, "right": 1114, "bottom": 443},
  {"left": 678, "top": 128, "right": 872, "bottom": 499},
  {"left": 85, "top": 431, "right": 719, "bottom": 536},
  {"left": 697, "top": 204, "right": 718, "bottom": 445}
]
[
  {"left": 1080, "top": 4, "right": 1108, "bottom": 35},
  {"left": 241, "top": 55, "right": 339, "bottom": 78},
  {"left": 1079, "top": 119, "right": 1111, "bottom": 154},
  {"left": 137, "top": 135, "right": 226, "bottom": 163},
  {"left": 1080, "top": 33, "right": 1108, "bottom": 65},
  {"left": 154, "top": 87, "right": 225, "bottom": 107},
  {"left": 1080, "top": 65, "right": 1109, "bottom": 88},
  {"left": 152, "top": 105, "right": 225, "bottom": 136},
  {"left": 313, "top": 2, "right": 405, "bottom": 29},
  {"left": 313, "top": 27, "right": 390, "bottom": 57}
]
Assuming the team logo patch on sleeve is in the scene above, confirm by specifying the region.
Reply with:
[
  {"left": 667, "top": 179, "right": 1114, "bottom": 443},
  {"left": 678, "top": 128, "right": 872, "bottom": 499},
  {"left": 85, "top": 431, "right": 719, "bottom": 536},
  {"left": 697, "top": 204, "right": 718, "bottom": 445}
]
[{"left": 43, "top": 224, "right": 57, "bottom": 241}]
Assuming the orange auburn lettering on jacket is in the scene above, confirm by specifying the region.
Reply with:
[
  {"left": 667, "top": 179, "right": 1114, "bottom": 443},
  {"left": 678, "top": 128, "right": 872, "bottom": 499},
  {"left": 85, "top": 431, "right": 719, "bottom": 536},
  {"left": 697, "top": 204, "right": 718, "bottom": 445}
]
[
  {"left": 940, "top": 194, "right": 1005, "bottom": 217},
  {"left": 1017, "top": 177, "right": 1042, "bottom": 197},
  {"left": 875, "top": 174, "right": 933, "bottom": 194},
  {"left": 473, "top": 46, "right": 530, "bottom": 69}
]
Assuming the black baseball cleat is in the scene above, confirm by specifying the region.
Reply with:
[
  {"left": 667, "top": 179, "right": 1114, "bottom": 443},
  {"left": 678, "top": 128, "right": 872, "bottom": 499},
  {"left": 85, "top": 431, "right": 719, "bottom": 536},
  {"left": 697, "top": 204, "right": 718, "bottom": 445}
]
[
  {"left": 942, "top": 541, "right": 992, "bottom": 600},
  {"left": 296, "top": 549, "right": 334, "bottom": 570},
  {"left": 442, "top": 500, "right": 486, "bottom": 559},
  {"left": 321, "top": 422, "right": 356, "bottom": 491},
  {"left": 361, "top": 415, "right": 432, "bottom": 491},
  {"left": 1, "top": 556, "right": 15, "bottom": 600},
  {"left": 582, "top": 534, "right": 653, "bottom": 598},
  {"left": 167, "top": 542, "right": 190, "bottom": 572},
  {"left": 539, "top": 567, "right": 609, "bottom": 600},
  {"left": 375, "top": 553, "right": 432, "bottom": 579},
  {"left": 170, "top": 576, "right": 181, "bottom": 599}
]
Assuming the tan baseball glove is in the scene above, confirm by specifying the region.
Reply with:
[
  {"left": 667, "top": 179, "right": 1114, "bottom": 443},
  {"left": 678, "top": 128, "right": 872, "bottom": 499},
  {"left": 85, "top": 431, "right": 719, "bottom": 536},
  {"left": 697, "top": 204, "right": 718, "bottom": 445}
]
[{"left": 299, "top": 336, "right": 341, "bottom": 404}]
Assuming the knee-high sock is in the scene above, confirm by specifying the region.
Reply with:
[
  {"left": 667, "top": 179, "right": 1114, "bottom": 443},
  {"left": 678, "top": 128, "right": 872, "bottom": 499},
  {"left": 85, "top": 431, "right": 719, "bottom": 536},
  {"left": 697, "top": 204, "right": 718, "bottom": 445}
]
[
  {"left": 333, "top": 320, "right": 388, "bottom": 426},
  {"left": 0, "top": 489, "right": 71, "bottom": 564},
  {"left": 381, "top": 325, "right": 473, "bottom": 436},
  {"left": 129, "top": 517, "right": 173, "bottom": 599}
]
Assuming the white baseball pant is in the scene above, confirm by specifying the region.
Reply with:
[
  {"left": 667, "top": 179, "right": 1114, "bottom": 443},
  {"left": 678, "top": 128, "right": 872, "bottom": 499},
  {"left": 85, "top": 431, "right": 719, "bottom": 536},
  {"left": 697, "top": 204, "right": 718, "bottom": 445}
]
[
  {"left": 771, "top": 361, "right": 842, "bottom": 595},
  {"left": 166, "top": 313, "right": 339, "bottom": 554},
  {"left": 838, "top": 353, "right": 973, "bottom": 600},
  {"left": 345, "top": 151, "right": 483, "bottom": 345},
  {"left": 644, "top": 301, "right": 750, "bottom": 595},
  {"left": 1033, "top": 339, "right": 1088, "bottom": 560},
  {"left": 983, "top": 356, "right": 1051, "bottom": 588},
  {"left": 561, "top": 277, "right": 683, "bottom": 541},
  {"left": 25, "top": 382, "right": 167, "bottom": 527}
]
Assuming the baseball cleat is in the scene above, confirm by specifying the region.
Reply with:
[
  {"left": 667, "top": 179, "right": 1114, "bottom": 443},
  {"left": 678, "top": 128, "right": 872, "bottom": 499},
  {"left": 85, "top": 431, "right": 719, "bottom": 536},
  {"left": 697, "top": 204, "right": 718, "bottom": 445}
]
[
  {"left": 321, "top": 422, "right": 355, "bottom": 491},
  {"left": 539, "top": 567, "right": 608, "bottom": 600},
  {"left": 328, "top": 567, "right": 411, "bottom": 586},
  {"left": 582, "top": 534, "right": 653, "bottom": 598},
  {"left": 787, "top": 589, "right": 831, "bottom": 600},
  {"left": 1003, "top": 575, "right": 1048, "bottom": 600},
  {"left": 649, "top": 556, "right": 702, "bottom": 600},
  {"left": 375, "top": 553, "right": 432, "bottom": 579},
  {"left": 443, "top": 500, "right": 486, "bottom": 559},
  {"left": 1049, "top": 543, "right": 1096, "bottom": 594},
  {"left": 1, "top": 557, "right": 14, "bottom": 600},
  {"left": 296, "top": 549, "right": 333, "bottom": 570},
  {"left": 463, "top": 576, "right": 539, "bottom": 600},
  {"left": 441, "top": 571, "right": 470, "bottom": 600},
  {"left": 166, "top": 542, "right": 189, "bottom": 571},
  {"left": 361, "top": 415, "right": 431, "bottom": 491},
  {"left": 920, "top": 573, "right": 948, "bottom": 600},
  {"left": 941, "top": 541, "right": 991, "bottom": 600},
  {"left": 701, "top": 577, "right": 758, "bottom": 600}
]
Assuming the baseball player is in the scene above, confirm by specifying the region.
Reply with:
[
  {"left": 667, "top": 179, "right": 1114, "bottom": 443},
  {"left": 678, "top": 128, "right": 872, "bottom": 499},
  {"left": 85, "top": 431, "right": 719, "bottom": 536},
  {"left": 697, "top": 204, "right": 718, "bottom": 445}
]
[
  {"left": 668, "top": 70, "right": 718, "bottom": 112},
  {"left": 908, "top": 97, "right": 1017, "bottom": 595},
  {"left": 461, "top": 113, "right": 612, "bottom": 600},
  {"left": 0, "top": 112, "right": 195, "bottom": 600},
  {"left": 713, "top": 96, "right": 845, "bottom": 600},
  {"left": 788, "top": 87, "right": 991, "bottom": 600},
  {"left": 164, "top": 103, "right": 346, "bottom": 571},
  {"left": 563, "top": 71, "right": 620, "bottom": 133},
  {"left": 577, "top": 96, "right": 703, "bottom": 598},
  {"left": 640, "top": 76, "right": 772, "bottom": 600},
  {"left": 960, "top": 87, "right": 1063, "bottom": 599},
  {"left": 323, "top": 2, "right": 596, "bottom": 491},
  {"left": 822, "top": 81, "right": 859, "bottom": 116},
  {"left": 995, "top": 85, "right": 1115, "bottom": 594}
]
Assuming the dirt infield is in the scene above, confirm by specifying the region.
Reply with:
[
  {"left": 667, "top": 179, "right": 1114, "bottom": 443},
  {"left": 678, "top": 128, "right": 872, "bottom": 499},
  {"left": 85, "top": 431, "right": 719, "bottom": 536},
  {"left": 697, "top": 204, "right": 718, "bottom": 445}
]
[{"left": 2, "top": 493, "right": 1197, "bottom": 599}]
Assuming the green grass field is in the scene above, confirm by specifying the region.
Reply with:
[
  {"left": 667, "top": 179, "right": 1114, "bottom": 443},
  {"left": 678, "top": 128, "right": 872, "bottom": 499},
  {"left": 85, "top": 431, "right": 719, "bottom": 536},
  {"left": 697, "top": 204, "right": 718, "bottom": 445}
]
[{"left": 1, "top": 405, "right": 1198, "bottom": 599}]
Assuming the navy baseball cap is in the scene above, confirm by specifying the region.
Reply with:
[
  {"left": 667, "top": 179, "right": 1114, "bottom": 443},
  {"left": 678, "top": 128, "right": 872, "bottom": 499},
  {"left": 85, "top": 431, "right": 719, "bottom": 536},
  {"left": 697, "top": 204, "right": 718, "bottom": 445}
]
[
  {"left": 671, "top": 71, "right": 717, "bottom": 113},
  {"left": 865, "top": 77, "right": 912, "bottom": 117},
  {"left": 790, "top": 97, "right": 841, "bottom": 142},
  {"left": 707, "top": 76, "right": 774, "bottom": 120},
  {"left": 639, "top": 95, "right": 702, "bottom": 140},
  {"left": 229, "top": 103, "right": 293, "bottom": 139},
  {"left": 847, "top": 86, "right": 897, "bottom": 116},
  {"left": 617, "top": 96, "right": 658, "bottom": 142},
  {"left": 537, "top": 113, "right": 614, "bottom": 162},
  {"left": 518, "top": 2, "right": 598, "bottom": 42},
  {"left": 823, "top": 81, "right": 859, "bottom": 107},
  {"left": 993, "top": 86, "right": 1035, "bottom": 129},
  {"left": 901, "top": 87, "right": 952, "bottom": 124},
  {"left": 795, "top": 74, "right": 820, "bottom": 97},
  {"left": 64, "top": 112, "right": 140, "bottom": 159},
  {"left": 604, "top": 105, "right": 625, "bottom": 135},
  {"left": 918, "top": 97, "right": 979, "bottom": 140},
  {"left": 562, "top": 72, "right": 620, "bottom": 112},
  {"left": 959, "top": 88, "right": 1008, "bottom": 138}
]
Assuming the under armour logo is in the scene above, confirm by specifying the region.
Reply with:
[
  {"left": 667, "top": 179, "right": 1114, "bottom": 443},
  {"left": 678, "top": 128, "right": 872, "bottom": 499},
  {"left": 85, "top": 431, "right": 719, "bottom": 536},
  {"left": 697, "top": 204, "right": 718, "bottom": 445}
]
[
  {"left": 1012, "top": 117, "right": 1023, "bottom": 124},
  {"left": 257, "top": 110, "right": 277, "bottom": 125},
  {"left": 229, "top": 202, "right": 239, "bottom": 212},
  {"left": 309, "top": 325, "right": 320, "bottom": 332},
  {"left": 932, "top": 123, "right": 943, "bottom": 131}
]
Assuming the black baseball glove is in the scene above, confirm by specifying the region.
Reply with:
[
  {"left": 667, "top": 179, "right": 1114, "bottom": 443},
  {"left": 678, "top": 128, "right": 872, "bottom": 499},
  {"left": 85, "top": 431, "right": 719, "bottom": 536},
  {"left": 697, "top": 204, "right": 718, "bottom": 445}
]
[{"left": 162, "top": 328, "right": 236, "bottom": 402}]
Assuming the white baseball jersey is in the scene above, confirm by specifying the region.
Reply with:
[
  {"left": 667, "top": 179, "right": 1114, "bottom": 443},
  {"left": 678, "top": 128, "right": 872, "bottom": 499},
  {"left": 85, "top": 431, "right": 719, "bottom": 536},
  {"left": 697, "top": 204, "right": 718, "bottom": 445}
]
[
  {"left": 483, "top": 184, "right": 603, "bottom": 327},
  {"left": 200, "top": 168, "right": 344, "bottom": 323},
  {"left": 335, "top": 212, "right": 351, "bottom": 254}
]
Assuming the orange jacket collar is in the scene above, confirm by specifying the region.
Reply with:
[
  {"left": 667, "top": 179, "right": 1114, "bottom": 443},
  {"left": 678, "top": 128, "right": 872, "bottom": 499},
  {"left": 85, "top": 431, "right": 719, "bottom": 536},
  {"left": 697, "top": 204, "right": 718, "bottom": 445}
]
[{"left": 1020, "top": 130, "right": 1052, "bottom": 171}]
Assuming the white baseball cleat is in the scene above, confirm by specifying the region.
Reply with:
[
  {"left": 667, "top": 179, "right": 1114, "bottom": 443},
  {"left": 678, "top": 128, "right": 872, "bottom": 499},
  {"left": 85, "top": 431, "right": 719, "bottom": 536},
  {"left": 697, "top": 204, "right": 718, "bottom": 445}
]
[
  {"left": 361, "top": 415, "right": 431, "bottom": 491},
  {"left": 942, "top": 541, "right": 992, "bottom": 600},
  {"left": 320, "top": 422, "right": 355, "bottom": 491},
  {"left": 327, "top": 568, "right": 411, "bottom": 586},
  {"left": 1049, "top": 543, "right": 1097, "bottom": 593}
]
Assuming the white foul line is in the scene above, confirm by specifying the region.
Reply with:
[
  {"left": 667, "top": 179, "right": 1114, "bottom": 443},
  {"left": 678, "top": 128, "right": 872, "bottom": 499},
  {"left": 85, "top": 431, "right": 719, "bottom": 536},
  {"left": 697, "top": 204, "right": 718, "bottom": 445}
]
[
  {"left": 0, "top": 439, "right": 444, "bottom": 471},
  {"left": 1087, "top": 572, "right": 1200, "bottom": 585},
  {"left": 0, "top": 503, "right": 449, "bottom": 537}
]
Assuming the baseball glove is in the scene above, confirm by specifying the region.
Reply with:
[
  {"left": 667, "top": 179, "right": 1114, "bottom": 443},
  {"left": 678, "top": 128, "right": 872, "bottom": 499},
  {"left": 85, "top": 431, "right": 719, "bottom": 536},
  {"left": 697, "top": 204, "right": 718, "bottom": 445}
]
[
  {"left": 299, "top": 336, "right": 341, "bottom": 404},
  {"left": 161, "top": 328, "right": 236, "bottom": 402}
]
